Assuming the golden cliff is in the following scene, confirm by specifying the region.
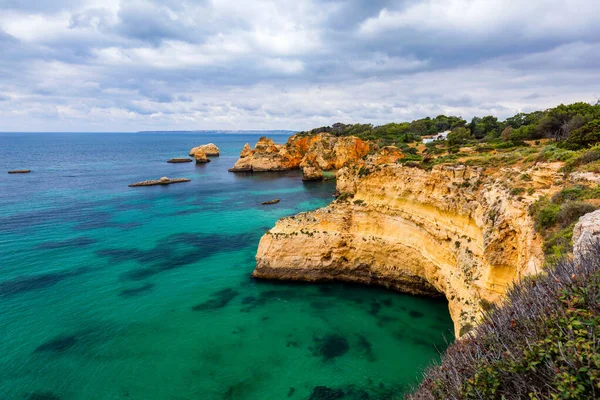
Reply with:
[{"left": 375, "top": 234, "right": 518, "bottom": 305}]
[
  {"left": 228, "top": 133, "right": 379, "bottom": 179},
  {"left": 253, "top": 158, "right": 567, "bottom": 336}
]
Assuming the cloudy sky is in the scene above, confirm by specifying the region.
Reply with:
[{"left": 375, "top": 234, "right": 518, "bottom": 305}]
[{"left": 0, "top": 0, "right": 599, "bottom": 132}]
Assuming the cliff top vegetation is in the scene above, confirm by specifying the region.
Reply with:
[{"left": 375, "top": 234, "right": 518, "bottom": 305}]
[
  {"left": 407, "top": 243, "right": 600, "bottom": 400},
  {"left": 300, "top": 101, "right": 600, "bottom": 263}
]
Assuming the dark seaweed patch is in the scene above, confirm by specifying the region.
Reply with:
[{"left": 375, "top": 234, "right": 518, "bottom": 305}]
[
  {"left": 34, "top": 335, "right": 78, "bottom": 353},
  {"left": 0, "top": 267, "right": 91, "bottom": 298},
  {"left": 241, "top": 296, "right": 256, "bottom": 305},
  {"left": 311, "top": 334, "right": 350, "bottom": 362},
  {"left": 356, "top": 334, "right": 376, "bottom": 362},
  {"left": 36, "top": 237, "right": 96, "bottom": 250},
  {"left": 376, "top": 315, "right": 399, "bottom": 327},
  {"left": 369, "top": 301, "right": 382, "bottom": 316},
  {"left": 192, "top": 288, "right": 239, "bottom": 311},
  {"left": 97, "top": 232, "right": 254, "bottom": 281},
  {"left": 308, "top": 382, "right": 405, "bottom": 400},
  {"left": 118, "top": 283, "right": 155, "bottom": 298},
  {"left": 310, "top": 300, "right": 333, "bottom": 310},
  {"left": 409, "top": 310, "right": 424, "bottom": 319},
  {"left": 287, "top": 387, "right": 296, "bottom": 397},
  {"left": 381, "top": 298, "right": 393, "bottom": 307},
  {"left": 308, "top": 386, "right": 345, "bottom": 400},
  {"left": 24, "top": 392, "right": 61, "bottom": 400}
]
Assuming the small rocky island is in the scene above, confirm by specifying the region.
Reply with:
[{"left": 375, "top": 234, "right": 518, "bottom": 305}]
[
  {"left": 8, "top": 169, "right": 31, "bottom": 174},
  {"left": 189, "top": 143, "right": 220, "bottom": 157},
  {"left": 129, "top": 177, "right": 190, "bottom": 187},
  {"left": 167, "top": 158, "right": 192, "bottom": 163},
  {"left": 189, "top": 143, "right": 219, "bottom": 164},
  {"left": 261, "top": 199, "right": 280, "bottom": 205}
]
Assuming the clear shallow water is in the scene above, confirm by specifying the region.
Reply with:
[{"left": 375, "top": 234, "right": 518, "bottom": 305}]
[{"left": 0, "top": 132, "right": 453, "bottom": 400}]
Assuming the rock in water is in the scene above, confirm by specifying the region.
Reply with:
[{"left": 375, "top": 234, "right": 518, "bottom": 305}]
[
  {"left": 129, "top": 177, "right": 191, "bottom": 187},
  {"left": 228, "top": 133, "right": 379, "bottom": 173},
  {"left": 261, "top": 199, "right": 280, "bottom": 205},
  {"left": 167, "top": 158, "right": 192, "bottom": 163},
  {"left": 8, "top": 169, "right": 31, "bottom": 174},
  {"left": 302, "top": 165, "right": 323, "bottom": 181},
  {"left": 189, "top": 143, "right": 220, "bottom": 157},
  {"left": 194, "top": 148, "right": 211, "bottom": 164}
]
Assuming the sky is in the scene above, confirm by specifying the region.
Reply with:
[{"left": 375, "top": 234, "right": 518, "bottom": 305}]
[{"left": 0, "top": 0, "right": 599, "bottom": 132}]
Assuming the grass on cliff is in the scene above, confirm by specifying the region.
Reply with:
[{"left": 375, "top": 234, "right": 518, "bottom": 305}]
[{"left": 408, "top": 245, "right": 600, "bottom": 400}]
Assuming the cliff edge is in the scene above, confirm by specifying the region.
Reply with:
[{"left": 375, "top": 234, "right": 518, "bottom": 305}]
[{"left": 253, "top": 159, "right": 568, "bottom": 336}]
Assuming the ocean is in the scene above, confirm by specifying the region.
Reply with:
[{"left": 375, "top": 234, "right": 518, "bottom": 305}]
[{"left": 0, "top": 132, "right": 452, "bottom": 400}]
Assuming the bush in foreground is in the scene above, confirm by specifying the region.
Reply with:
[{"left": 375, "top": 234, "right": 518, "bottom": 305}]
[{"left": 408, "top": 245, "right": 600, "bottom": 399}]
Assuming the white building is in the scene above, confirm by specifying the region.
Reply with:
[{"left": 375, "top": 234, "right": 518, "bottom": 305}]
[{"left": 422, "top": 130, "right": 451, "bottom": 144}]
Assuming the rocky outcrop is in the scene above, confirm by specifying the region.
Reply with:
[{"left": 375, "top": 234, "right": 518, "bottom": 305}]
[
  {"left": 262, "top": 199, "right": 280, "bottom": 205},
  {"left": 253, "top": 162, "right": 567, "bottom": 337},
  {"left": 194, "top": 148, "right": 211, "bottom": 164},
  {"left": 573, "top": 209, "right": 600, "bottom": 261},
  {"left": 302, "top": 165, "right": 323, "bottom": 181},
  {"left": 228, "top": 133, "right": 379, "bottom": 178},
  {"left": 189, "top": 143, "right": 220, "bottom": 157},
  {"left": 129, "top": 177, "right": 190, "bottom": 187},
  {"left": 167, "top": 158, "right": 192, "bottom": 163}
]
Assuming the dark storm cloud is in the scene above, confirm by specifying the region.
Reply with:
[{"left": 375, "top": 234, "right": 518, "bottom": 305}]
[{"left": 0, "top": 0, "right": 599, "bottom": 131}]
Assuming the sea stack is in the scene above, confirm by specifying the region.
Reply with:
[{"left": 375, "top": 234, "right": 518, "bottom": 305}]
[
  {"left": 189, "top": 143, "right": 220, "bottom": 157},
  {"left": 302, "top": 165, "right": 323, "bottom": 181},
  {"left": 194, "top": 148, "right": 211, "bottom": 164}
]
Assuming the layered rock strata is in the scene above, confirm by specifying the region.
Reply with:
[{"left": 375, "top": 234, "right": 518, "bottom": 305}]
[
  {"left": 253, "top": 162, "right": 567, "bottom": 336},
  {"left": 229, "top": 133, "right": 382, "bottom": 180}
]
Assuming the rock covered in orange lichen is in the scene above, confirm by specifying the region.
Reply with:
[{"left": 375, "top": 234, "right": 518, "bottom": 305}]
[{"left": 229, "top": 132, "right": 379, "bottom": 173}]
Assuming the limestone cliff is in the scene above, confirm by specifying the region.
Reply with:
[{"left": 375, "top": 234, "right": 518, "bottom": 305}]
[
  {"left": 228, "top": 133, "right": 380, "bottom": 179},
  {"left": 253, "top": 161, "right": 568, "bottom": 336}
]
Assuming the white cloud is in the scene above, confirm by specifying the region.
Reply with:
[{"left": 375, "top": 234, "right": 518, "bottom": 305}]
[{"left": 359, "top": 0, "right": 600, "bottom": 40}]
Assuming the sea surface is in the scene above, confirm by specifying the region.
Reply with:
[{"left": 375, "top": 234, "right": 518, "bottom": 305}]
[{"left": 0, "top": 132, "right": 453, "bottom": 400}]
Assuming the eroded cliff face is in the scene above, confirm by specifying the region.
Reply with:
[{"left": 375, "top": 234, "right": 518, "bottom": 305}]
[
  {"left": 228, "top": 133, "right": 379, "bottom": 178},
  {"left": 254, "top": 161, "right": 565, "bottom": 336}
]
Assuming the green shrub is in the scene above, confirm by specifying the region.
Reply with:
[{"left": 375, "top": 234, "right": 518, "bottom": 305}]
[
  {"left": 510, "top": 187, "right": 526, "bottom": 196},
  {"left": 556, "top": 201, "right": 597, "bottom": 229},
  {"left": 552, "top": 186, "right": 585, "bottom": 203},
  {"left": 408, "top": 247, "right": 600, "bottom": 400},
  {"left": 561, "top": 145, "right": 600, "bottom": 173},
  {"left": 531, "top": 199, "right": 561, "bottom": 230}
]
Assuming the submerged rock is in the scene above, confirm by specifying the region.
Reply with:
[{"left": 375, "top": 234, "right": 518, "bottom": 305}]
[
  {"left": 189, "top": 143, "right": 220, "bottom": 157},
  {"left": 167, "top": 158, "right": 192, "bottom": 163},
  {"left": 261, "top": 199, "right": 280, "bottom": 205},
  {"left": 8, "top": 169, "right": 31, "bottom": 174},
  {"left": 129, "top": 177, "right": 191, "bottom": 187},
  {"left": 308, "top": 386, "right": 344, "bottom": 400},
  {"left": 312, "top": 334, "right": 350, "bottom": 361}
]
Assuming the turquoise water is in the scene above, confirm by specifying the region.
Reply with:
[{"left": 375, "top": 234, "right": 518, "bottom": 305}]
[{"left": 0, "top": 132, "right": 453, "bottom": 400}]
